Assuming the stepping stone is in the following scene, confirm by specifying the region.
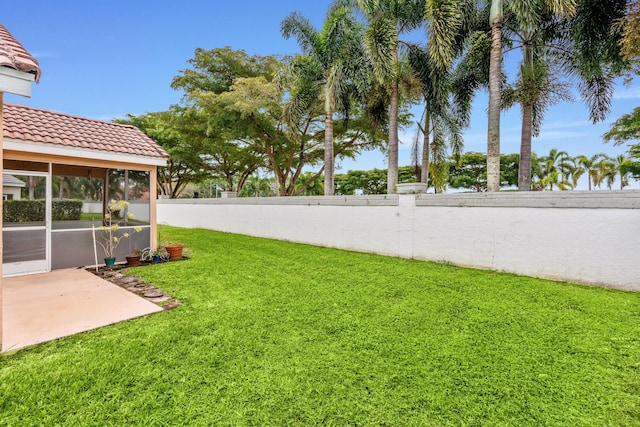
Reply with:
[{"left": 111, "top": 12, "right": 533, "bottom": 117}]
[{"left": 144, "top": 290, "right": 164, "bottom": 298}]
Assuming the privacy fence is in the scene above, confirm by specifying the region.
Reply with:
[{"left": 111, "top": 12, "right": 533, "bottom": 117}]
[{"left": 157, "top": 190, "right": 640, "bottom": 292}]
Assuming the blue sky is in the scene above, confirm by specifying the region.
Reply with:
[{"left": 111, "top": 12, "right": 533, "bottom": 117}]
[{"left": 4, "top": 0, "right": 639, "bottom": 181}]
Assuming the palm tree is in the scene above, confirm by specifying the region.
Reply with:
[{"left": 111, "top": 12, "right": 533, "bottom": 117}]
[
  {"left": 503, "top": 0, "right": 630, "bottom": 191},
  {"left": 408, "top": 44, "right": 468, "bottom": 190},
  {"left": 293, "top": 171, "right": 325, "bottom": 196},
  {"left": 612, "top": 154, "right": 631, "bottom": 190},
  {"left": 425, "top": 0, "right": 502, "bottom": 191},
  {"left": 486, "top": 0, "right": 504, "bottom": 192},
  {"left": 282, "top": 5, "right": 367, "bottom": 196},
  {"left": 561, "top": 156, "right": 586, "bottom": 189},
  {"left": 501, "top": 1, "right": 575, "bottom": 191},
  {"left": 537, "top": 148, "right": 570, "bottom": 190},
  {"left": 346, "top": 0, "right": 426, "bottom": 194},
  {"left": 578, "top": 153, "right": 606, "bottom": 190}
]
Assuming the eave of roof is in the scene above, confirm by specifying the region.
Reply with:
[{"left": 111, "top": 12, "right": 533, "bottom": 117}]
[{"left": 0, "top": 24, "right": 41, "bottom": 83}]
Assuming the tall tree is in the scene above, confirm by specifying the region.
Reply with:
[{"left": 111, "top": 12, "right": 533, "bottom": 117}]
[
  {"left": 281, "top": 5, "right": 369, "bottom": 195},
  {"left": 346, "top": 0, "right": 426, "bottom": 194},
  {"left": 501, "top": 1, "right": 576, "bottom": 191},
  {"left": 486, "top": 0, "right": 504, "bottom": 192},
  {"left": 425, "top": 0, "right": 503, "bottom": 191},
  {"left": 504, "top": 0, "right": 630, "bottom": 191}
]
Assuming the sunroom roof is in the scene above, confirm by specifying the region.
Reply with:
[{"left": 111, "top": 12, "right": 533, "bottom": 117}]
[{"left": 3, "top": 103, "right": 169, "bottom": 161}]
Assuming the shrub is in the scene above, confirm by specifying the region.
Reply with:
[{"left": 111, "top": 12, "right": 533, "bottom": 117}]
[
  {"left": 3, "top": 199, "right": 83, "bottom": 222},
  {"left": 51, "top": 199, "right": 83, "bottom": 221}
]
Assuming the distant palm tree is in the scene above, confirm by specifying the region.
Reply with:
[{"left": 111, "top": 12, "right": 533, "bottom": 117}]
[
  {"left": 537, "top": 148, "right": 570, "bottom": 191},
  {"left": 561, "top": 156, "right": 586, "bottom": 189},
  {"left": 578, "top": 153, "right": 607, "bottom": 190},
  {"left": 293, "top": 171, "right": 325, "bottom": 196},
  {"left": 595, "top": 155, "right": 617, "bottom": 190},
  {"left": 612, "top": 154, "right": 631, "bottom": 190}
]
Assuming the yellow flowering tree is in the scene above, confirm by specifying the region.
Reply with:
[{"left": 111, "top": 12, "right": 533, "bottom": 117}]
[{"left": 97, "top": 200, "right": 142, "bottom": 259}]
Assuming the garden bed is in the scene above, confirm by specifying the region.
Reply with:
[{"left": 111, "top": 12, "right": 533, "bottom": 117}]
[{"left": 87, "top": 262, "right": 182, "bottom": 310}]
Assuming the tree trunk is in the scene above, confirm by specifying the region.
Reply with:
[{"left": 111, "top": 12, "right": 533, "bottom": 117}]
[
  {"left": 519, "top": 103, "right": 533, "bottom": 191},
  {"left": 421, "top": 106, "right": 431, "bottom": 186},
  {"left": 387, "top": 48, "right": 399, "bottom": 195},
  {"left": 518, "top": 43, "right": 534, "bottom": 191},
  {"left": 487, "top": 13, "right": 503, "bottom": 192},
  {"left": 324, "top": 109, "right": 334, "bottom": 196}
]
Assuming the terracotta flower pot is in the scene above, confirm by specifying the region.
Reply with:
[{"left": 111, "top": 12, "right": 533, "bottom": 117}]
[
  {"left": 126, "top": 255, "right": 141, "bottom": 267},
  {"left": 164, "top": 244, "right": 184, "bottom": 260}
]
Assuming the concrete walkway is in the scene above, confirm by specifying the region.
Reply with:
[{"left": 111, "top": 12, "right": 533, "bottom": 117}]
[{"left": 2, "top": 268, "right": 163, "bottom": 353}]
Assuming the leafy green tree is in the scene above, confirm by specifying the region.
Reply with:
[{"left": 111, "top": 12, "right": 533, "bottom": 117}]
[
  {"left": 334, "top": 165, "right": 416, "bottom": 195},
  {"left": 293, "top": 172, "right": 325, "bottom": 196},
  {"left": 559, "top": 155, "right": 586, "bottom": 189},
  {"left": 282, "top": 5, "right": 369, "bottom": 195},
  {"left": 603, "top": 106, "right": 640, "bottom": 145},
  {"left": 620, "top": 144, "right": 640, "bottom": 181},
  {"left": 171, "top": 47, "right": 279, "bottom": 95},
  {"left": 115, "top": 109, "right": 211, "bottom": 198},
  {"left": 202, "top": 74, "right": 324, "bottom": 196},
  {"left": 448, "top": 152, "right": 518, "bottom": 192},
  {"left": 239, "top": 175, "right": 276, "bottom": 197}
]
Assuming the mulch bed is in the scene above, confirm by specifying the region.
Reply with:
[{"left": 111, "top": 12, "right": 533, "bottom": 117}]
[{"left": 87, "top": 263, "right": 182, "bottom": 310}]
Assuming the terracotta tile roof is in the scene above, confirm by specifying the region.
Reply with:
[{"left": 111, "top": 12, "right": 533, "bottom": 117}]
[
  {"left": 0, "top": 24, "right": 41, "bottom": 83},
  {"left": 3, "top": 103, "right": 169, "bottom": 160}
]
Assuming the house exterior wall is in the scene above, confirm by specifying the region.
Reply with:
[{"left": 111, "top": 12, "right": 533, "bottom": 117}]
[
  {"left": 157, "top": 191, "right": 640, "bottom": 291},
  {"left": 2, "top": 186, "right": 21, "bottom": 200}
]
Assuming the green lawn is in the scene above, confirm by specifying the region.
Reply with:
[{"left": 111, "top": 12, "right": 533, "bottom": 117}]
[{"left": 1, "top": 226, "right": 639, "bottom": 426}]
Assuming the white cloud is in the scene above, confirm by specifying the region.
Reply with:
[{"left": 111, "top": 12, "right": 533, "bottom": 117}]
[{"left": 613, "top": 87, "right": 640, "bottom": 100}]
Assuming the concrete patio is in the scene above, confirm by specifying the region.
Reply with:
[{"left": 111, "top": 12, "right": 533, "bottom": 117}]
[{"left": 2, "top": 268, "right": 163, "bottom": 353}]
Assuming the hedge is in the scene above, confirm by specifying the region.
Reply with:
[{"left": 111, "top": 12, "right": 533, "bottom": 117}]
[{"left": 3, "top": 199, "right": 83, "bottom": 222}]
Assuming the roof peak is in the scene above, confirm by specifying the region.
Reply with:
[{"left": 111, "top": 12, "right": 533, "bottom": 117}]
[{"left": 0, "top": 23, "right": 41, "bottom": 83}]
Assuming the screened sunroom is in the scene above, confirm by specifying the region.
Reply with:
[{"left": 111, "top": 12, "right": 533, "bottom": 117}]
[{"left": 2, "top": 103, "right": 168, "bottom": 277}]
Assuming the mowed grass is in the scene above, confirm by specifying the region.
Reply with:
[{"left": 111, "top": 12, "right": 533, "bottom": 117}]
[{"left": 1, "top": 226, "right": 639, "bottom": 426}]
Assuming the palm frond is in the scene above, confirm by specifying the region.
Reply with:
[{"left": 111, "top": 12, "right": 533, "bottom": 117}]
[{"left": 364, "top": 15, "right": 398, "bottom": 82}]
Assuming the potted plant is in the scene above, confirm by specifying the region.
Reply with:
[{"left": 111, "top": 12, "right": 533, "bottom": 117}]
[
  {"left": 152, "top": 247, "right": 169, "bottom": 263},
  {"left": 163, "top": 242, "right": 184, "bottom": 260},
  {"left": 139, "top": 246, "right": 169, "bottom": 264},
  {"left": 126, "top": 247, "right": 142, "bottom": 267},
  {"left": 94, "top": 200, "right": 142, "bottom": 266}
]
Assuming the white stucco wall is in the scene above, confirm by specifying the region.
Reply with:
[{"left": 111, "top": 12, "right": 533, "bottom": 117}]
[
  {"left": 82, "top": 200, "right": 150, "bottom": 222},
  {"left": 157, "top": 191, "right": 640, "bottom": 291}
]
